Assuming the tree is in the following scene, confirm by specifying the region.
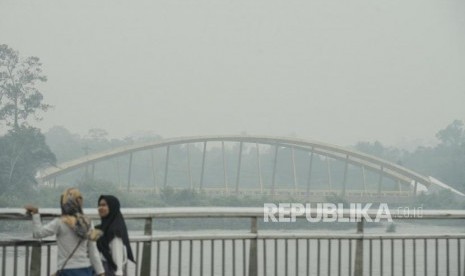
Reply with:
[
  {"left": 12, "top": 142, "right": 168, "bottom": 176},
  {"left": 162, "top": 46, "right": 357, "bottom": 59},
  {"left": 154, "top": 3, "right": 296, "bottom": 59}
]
[
  {"left": 0, "top": 126, "right": 56, "bottom": 195},
  {"left": 0, "top": 44, "right": 51, "bottom": 129},
  {"left": 44, "top": 126, "right": 82, "bottom": 162},
  {"left": 436, "top": 120, "right": 464, "bottom": 147}
]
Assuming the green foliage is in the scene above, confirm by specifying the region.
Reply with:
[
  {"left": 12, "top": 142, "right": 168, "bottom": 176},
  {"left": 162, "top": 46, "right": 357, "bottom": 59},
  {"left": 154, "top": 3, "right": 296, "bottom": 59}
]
[
  {"left": 0, "top": 126, "right": 56, "bottom": 196},
  {"left": 436, "top": 120, "right": 464, "bottom": 147},
  {"left": 43, "top": 126, "right": 82, "bottom": 162},
  {"left": 354, "top": 121, "right": 465, "bottom": 199},
  {"left": 0, "top": 44, "right": 50, "bottom": 129},
  {"left": 402, "top": 120, "right": 465, "bottom": 192}
]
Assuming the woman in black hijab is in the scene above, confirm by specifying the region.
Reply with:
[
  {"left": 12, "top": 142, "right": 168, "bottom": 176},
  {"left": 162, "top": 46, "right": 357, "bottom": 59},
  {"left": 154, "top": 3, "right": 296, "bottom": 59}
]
[{"left": 96, "top": 195, "right": 135, "bottom": 276}]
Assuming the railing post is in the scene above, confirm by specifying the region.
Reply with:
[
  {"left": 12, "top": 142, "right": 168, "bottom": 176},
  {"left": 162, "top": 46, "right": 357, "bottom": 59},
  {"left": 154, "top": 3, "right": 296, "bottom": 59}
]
[
  {"left": 29, "top": 241, "right": 41, "bottom": 276},
  {"left": 248, "top": 217, "right": 258, "bottom": 276},
  {"left": 140, "top": 218, "right": 152, "bottom": 276},
  {"left": 354, "top": 218, "right": 364, "bottom": 276}
]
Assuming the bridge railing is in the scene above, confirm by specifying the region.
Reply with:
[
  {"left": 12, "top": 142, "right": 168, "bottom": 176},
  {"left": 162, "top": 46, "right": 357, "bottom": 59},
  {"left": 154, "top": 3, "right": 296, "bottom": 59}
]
[{"left": 1, "top": 208, "right": 465, "bottom": 276}]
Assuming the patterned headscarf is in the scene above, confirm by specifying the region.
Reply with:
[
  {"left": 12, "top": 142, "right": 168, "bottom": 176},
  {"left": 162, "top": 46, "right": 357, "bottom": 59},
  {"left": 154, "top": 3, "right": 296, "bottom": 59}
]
[{"left": 60, "top": 188, "right": 102, "bottom": 241}]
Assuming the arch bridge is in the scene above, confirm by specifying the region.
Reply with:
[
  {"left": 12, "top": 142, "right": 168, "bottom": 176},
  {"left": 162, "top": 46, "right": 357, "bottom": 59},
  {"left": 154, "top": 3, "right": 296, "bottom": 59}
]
[{"left": 37, "top": 136, "right": 463, "bottom": 202}]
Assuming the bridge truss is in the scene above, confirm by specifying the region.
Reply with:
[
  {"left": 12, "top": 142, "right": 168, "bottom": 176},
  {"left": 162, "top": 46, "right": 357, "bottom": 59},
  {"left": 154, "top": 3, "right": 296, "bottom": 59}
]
[{"left": 37, "top": 136, "right": 464, "bottom": 201}]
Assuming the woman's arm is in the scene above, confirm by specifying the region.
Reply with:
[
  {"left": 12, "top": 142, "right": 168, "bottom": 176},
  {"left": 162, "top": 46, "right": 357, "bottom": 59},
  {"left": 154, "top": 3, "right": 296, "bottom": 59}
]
[
  {"left": 25, "top": 205, "right": 59, "bottom": 239},
  {"left": 88, "top": 221, "right": 105, "bottom": 275},
  {"left": 88, "top": 239, "right": 105, "bottom": 275},
  {"left": 110, "top": 237, "right": 125, "bottom": 276},
  {"left": 31, "top": 214, "right": 60, "bottom": 239}
]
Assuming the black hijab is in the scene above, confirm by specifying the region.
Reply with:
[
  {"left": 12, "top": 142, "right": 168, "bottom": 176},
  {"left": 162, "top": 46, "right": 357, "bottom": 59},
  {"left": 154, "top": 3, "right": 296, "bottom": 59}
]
[{"left": 96, "top": 195, "right": 135, "bottom": 271}]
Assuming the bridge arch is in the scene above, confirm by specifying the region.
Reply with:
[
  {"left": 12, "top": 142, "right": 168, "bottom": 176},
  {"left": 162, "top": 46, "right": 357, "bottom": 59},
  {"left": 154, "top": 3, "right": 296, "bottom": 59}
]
[{"left": 37, "top": 135, "right": 464, "bottom": 197}]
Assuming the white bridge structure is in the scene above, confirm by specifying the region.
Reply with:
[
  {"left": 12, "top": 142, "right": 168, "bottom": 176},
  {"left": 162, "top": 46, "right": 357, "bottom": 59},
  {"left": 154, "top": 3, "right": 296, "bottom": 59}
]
[{"left": 37, "top": 135, "right": 464, "bottom": 201}]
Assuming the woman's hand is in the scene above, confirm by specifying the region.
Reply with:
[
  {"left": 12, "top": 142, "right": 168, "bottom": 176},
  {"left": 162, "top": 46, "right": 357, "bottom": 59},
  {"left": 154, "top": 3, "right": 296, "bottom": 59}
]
[{"left": 24, "top": 205, "right": 39, "bottom": 215}]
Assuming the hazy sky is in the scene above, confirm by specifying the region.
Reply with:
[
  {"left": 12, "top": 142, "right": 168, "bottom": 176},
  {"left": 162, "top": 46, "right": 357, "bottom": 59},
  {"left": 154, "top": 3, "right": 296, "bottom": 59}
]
[{"left": 1, "top": 0, "right": 464, "bottom": 148}]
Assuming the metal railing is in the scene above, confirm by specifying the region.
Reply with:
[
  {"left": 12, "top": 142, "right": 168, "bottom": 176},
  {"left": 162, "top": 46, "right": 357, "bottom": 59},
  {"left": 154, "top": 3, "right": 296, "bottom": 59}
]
[{"left": 1, "top": 208, "right": 465, "bottom": 276}]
